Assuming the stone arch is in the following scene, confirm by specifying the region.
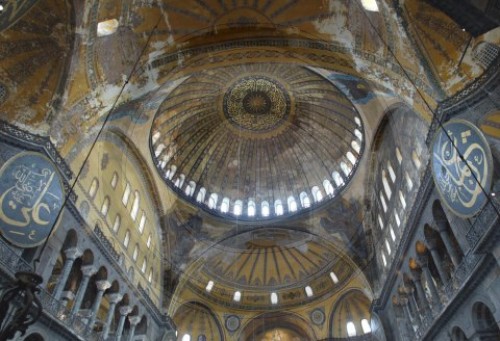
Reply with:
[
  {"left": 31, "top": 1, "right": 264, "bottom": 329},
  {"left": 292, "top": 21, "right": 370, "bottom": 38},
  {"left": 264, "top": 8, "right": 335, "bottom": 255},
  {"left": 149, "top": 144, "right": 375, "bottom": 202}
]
[
  {"left": 123, "top": 305, "right": 141, "bottom": 336},
  {"left": 23, "top": 333, "right": 45, "bottom": 341},
  {"left": 81, "top": 249, "right": 95, "bottom": 265},
  {"left": 472, "top": 301, "right": 500, "bottom": 339},
  {"left": 450, "top": 326, "right": 468, "bottom": 341},
  {"left": 62, "top": 229, "right": 78, "bottom": 250}
]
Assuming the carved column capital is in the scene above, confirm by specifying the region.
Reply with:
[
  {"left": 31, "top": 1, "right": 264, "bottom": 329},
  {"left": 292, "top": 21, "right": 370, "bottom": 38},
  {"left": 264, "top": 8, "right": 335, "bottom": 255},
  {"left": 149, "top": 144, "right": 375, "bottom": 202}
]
[
  {"left": 119, "top": 305, "right": 132, "bottom": 316},
  {"left": 107, "top": 293, "right": 123, "bottom": 304},
  {"left": 128, "top": 315, "right": 141, "bottom": 326},
  {"left": 81, "top": 265, "right": 97, "bottom": 277},
  {"left": 410, "top": 267, "right": 423, "bottom": 280},
  {"left": 64, "top": 247, "right": 82, "bottom": 260},
  {"left": 96, "top": 280, "right": 111, "bottom": 291}
]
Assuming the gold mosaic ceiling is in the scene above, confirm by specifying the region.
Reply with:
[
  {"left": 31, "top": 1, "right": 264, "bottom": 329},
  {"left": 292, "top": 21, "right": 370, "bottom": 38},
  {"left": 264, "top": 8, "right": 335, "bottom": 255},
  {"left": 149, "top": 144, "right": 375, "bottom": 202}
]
[
  {"left": 150, "top": 63, "right": 364, "bottom": 220},
  {"left": 179, "top": 228, "right": 359, "bottom": 310}
]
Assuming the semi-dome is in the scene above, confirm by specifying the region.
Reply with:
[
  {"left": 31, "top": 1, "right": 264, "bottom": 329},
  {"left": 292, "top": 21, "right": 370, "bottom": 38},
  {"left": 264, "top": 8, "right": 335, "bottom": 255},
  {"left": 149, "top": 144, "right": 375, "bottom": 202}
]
[
  {"left": 176, "top": 228, "right": 358, "bottom": 310},
  {"left": 151, "top": 62, "right": 364, "bottom": 220}
]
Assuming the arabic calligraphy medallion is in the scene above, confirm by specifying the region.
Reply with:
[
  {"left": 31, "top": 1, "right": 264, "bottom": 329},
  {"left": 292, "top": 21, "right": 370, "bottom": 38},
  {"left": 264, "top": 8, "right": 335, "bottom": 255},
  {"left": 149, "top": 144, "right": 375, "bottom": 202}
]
[
  {"left": 431, "top": 119, "right": 493, "bottom": 218},
  {"left": 0, "top": 152, "right": 63, "bottom": 247}
]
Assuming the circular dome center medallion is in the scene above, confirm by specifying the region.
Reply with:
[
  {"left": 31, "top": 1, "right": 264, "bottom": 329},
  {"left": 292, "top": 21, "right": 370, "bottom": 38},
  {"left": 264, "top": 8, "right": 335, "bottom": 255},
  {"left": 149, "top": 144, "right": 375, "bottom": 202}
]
[{"left": 223, "top": 76, "right": 290, "bottom": 132}]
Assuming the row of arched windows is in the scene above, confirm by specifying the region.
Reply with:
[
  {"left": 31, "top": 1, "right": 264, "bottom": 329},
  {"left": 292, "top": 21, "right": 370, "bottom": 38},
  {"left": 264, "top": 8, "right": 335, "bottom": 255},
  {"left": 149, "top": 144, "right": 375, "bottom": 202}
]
[
  {"left": 87, "top": 173, "right": 154, "bottom": 284},
  {"left": 346, "top": 318, "right": 372, "bottom": 337},
  {"left": 152, "top": 128, "right": 362, "bottom": 219},
  {"left": 204, "top": 271, "right": 341, "bottom": 306},
  {"left": 89, "top": 175, "right": 147, "bottom": 233},
  {"left": 378, "top": 144, "right": 420, "bottom": 269}
]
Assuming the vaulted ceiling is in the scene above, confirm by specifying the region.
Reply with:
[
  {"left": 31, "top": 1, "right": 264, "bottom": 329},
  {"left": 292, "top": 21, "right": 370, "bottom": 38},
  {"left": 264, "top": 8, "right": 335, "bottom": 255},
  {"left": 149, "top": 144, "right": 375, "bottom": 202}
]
[{"left": 1, "top": 0, "right": 498, "bottom": 339}]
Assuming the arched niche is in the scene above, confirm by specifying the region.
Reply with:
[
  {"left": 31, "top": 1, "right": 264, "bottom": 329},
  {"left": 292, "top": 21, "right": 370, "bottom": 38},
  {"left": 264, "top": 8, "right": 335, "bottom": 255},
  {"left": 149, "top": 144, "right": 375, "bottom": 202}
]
[
  {"left": 23, "top": 333, "right": 45, "bottom": 341},
  {"left": 329, "top": 289, "right": 372, "bottom": 339},
  {"left": 472, "top": 301, "right": 500, "bottom": 339},
  {"left": 173, "top": 302, "right": 224, "bottom": 341},
  {"left": 239, "top": 312, "right": 316, "bottom": 341}
]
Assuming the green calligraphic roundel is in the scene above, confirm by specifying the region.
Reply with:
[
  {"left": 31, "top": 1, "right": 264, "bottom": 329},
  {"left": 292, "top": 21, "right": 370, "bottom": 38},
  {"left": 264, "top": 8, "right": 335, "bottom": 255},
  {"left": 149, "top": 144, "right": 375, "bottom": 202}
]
[
  {"left": 0, "top": 152, "right": 64, "bottom": 247},
  {"left": 431, "top": 119, "right": 493, "bottom": 218}
]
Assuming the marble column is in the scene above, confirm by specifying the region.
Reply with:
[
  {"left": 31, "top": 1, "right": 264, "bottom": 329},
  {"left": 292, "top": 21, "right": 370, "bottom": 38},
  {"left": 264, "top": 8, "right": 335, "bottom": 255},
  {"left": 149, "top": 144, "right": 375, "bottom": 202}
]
[
  {"left": 61, "top": 291, "right": 75, "bottom": 308},
  {"left": 435, "top": 222, "right": 461, "bottom": 267},
  {"left": 116, "top": 305, "right": 132, "bottom": 341},
  {"left": 426, "top": 240, "right": 449, "bottom": 284},
  {"left": 71, "top": 265, "right": 97, "bottom": 315},
  {"left": 410, "top": 268, "right": 431, "bottom": 313},
  {"left": 418, "top": 254, "right": 443, "bottom": 311},
  {"left": 87, "top": 280, "right": 112, "bottom": 330},
  {"left": 127, "top": 315, "right": 142, "bottom": 341},
  {"left": 53, "top": 247, "right": 81, "bottom": 300},
  {"left": 102, "top": 293, "right": 123, "bottom": 339},
  {"left": 395, "top": 301, "right": 412, "bottom": 338},
  {"left": 400, "top": 287, "right": 421, "bottom": 325}
]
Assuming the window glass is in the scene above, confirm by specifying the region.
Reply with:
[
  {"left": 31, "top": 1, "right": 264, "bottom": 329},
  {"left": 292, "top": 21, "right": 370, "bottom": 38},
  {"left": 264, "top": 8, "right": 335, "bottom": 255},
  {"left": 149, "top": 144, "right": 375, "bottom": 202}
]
[
  {"left": 122, "top": 182, "right": 131, "bottom": 205},
  {"left": 89, "top": 178, "right": 99, "bottom": 198},
  {"left": 361, "top": 319, "right": 372, "bottom": 334},
  {"left": 248, "top": 200, "right": 256, "bottom": 217},
  {"left": 347, "top": 321, "right": 357, "bottom": 337},
  {"left": 275, "top": 200, "right": 284, "bottom": 216},
  {"left": 221, "top": 197, "right": 230, "bottom": 213},
  {"left": 234, "top": 200, "right": 243, "bottom": 216},
  {"left": 300, "top": 192, "right": 311, "bottom": 208},
  {"left": 271, "top": 292, "right": 278, "bottom": 304},
  {"left": 262, "top": 201, "right": 270, "bottom": 217},
  {"left": 101, "top": 196, "right": 110, "bottom": 215},
  {"left": 111, "top": 172, "right": 118, "bottom": 189}
]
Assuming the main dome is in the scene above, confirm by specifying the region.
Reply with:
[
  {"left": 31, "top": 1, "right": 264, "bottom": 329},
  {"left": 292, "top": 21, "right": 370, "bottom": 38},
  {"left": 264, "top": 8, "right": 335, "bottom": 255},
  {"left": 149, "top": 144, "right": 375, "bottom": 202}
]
[{"left": 150, "top": 63, "right": 364, "bottom": 220}]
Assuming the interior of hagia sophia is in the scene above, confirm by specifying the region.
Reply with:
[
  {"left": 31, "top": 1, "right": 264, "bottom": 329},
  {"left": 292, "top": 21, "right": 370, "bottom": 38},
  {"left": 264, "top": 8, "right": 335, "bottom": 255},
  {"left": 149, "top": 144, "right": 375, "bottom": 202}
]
[{"left": 0, "top": 1, "right": 499, "bottom": 340}]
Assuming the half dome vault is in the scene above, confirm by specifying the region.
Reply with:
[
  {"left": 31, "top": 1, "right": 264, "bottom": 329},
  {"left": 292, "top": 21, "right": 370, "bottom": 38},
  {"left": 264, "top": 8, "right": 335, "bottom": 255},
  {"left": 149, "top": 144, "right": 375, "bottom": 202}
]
[{"left": 150, "top": 63, "right": 364, "bottom": 221}]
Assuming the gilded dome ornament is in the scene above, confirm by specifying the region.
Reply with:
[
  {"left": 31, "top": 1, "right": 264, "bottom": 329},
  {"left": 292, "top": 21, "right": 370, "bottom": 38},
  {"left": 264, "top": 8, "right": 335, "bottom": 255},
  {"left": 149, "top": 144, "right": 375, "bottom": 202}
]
[{"left": 223, "top": 76, "right": 291, "bottom": 132}]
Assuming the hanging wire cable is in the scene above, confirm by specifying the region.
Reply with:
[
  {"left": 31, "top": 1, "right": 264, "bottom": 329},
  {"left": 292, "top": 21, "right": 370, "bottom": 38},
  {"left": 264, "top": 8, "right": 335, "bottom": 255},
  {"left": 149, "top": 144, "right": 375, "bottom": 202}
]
[
  {"left": 354, "top": 0, "right": 500, "bottom": 220},
  {"left": 33, "top": 15, "right": 163, "bottom": 270}
]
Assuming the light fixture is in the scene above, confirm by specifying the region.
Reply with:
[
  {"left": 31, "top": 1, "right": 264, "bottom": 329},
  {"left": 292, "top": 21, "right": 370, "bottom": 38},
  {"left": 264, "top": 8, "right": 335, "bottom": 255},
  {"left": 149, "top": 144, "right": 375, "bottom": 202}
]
[{"left": 0, "top": 272, "right": 43, "bottom": 340}]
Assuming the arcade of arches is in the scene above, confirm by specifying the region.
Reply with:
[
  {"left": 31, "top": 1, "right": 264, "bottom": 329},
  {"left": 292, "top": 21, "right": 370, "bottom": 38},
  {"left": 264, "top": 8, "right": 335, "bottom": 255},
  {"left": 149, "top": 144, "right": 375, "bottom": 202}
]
[{"left": 0, "top": 1, "right": 499, "bottom": 340}]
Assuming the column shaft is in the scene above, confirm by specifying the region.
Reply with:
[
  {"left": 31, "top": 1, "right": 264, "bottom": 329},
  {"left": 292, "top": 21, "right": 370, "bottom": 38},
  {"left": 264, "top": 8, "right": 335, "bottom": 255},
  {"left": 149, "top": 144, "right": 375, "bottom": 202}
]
[
  {"left": 422, "top": 266, "right": 442, "bottom": 310},
  {"left": 127, "top": 325, "right": 137, "bottom": 341},
  {"left": 429, "top": 248, "right": 448, "bottom": 284},
  {"left": 103, "top": 302, "right": 117, "bottom": 339},
  {"left": 87, "top": 289, "right": 106, "bottom": 330},
  {"left": 72, "top": 275, "right": 91, "bottom": 315},
  {"left": 438, "top": 229, "right": 461, "bottom": 267},
  {"left": 53, "top": 257, "right": 76, "bottom": 300},
  {"left": 115, "top": 314, "right": 127, "bottom": 341}
]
